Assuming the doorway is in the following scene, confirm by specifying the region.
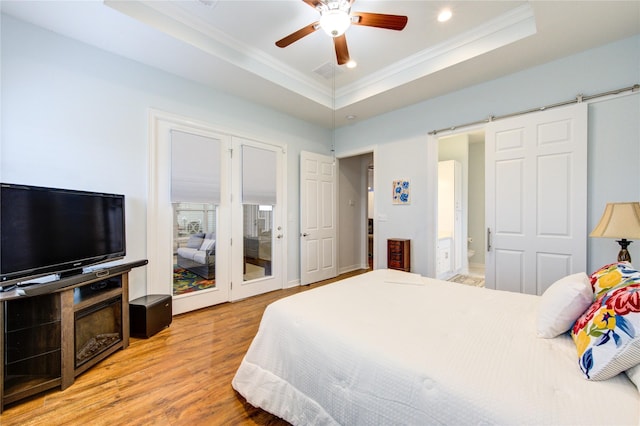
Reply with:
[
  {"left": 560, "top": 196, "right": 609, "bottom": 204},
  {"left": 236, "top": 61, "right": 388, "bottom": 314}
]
[
  {"left": 437, "top": 130, "right": 486, "bottom": 280},
  {"left": 336, "top": 151, "right": 373, "bottom": 275}
]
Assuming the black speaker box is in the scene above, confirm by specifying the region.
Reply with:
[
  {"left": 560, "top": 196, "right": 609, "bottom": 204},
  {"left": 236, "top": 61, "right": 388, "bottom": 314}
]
[{"left": 129, "top": 294, "right": 172, "bottom": 338}]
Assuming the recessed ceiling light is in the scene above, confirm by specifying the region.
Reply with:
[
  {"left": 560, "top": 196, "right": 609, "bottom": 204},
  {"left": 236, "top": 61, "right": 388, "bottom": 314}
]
[
  {"left": 345, "top": 114, "right": 357, "bottom": 120},
  {"left": 438, "top": 8, "right": 452, "bottom": 23},
  {"left": 346, "top": 60, "right": 357, "bottom": 69}
]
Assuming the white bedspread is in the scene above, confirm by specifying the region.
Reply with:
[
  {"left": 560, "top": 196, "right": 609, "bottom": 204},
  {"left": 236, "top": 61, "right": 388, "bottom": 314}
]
[{"left": 232, "top": 269, "right": 639, "bottom": 425}]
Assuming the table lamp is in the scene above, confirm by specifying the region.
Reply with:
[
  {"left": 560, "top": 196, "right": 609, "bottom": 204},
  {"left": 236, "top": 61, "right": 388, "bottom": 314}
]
[{"left": 590, "top": 202, "right": 640, "bottom": 262}]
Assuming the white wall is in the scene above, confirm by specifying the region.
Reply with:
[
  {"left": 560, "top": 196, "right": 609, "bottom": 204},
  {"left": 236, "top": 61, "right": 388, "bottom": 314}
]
[
  {"left": 588, "top": 94, "right": 640, "bottom": 269},
  {"left": 336, "top": 34, "right": 640, "bottom": 275},
  {"left": 373, "top": 136, "right": 430, "bottom": 275},
  {"left": 0, "top": 15, "right": 332, "bottom": 298}
]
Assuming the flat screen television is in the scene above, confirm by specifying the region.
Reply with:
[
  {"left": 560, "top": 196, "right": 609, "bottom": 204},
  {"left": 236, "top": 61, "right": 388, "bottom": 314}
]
[{"left": 0, "top": 183, "right": 126, "bottom": 286}]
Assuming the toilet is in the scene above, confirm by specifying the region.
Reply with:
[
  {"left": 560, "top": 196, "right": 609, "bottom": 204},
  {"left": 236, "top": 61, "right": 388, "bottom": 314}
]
[{"left": 467, "top": 237, "right": 475, "bottom": 259}]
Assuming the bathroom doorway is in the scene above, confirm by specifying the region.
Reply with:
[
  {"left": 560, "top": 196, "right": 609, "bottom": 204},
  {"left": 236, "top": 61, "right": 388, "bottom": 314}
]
[{"left": 437, "top": 130, "right": 485, "bottom": 280}]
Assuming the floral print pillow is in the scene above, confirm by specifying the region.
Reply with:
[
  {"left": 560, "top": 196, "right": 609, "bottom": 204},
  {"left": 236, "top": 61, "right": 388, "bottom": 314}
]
[
  {"left": 572, "top": 280, "right": 640, "bottom": 380},
  {"left": 589, "top": 262, "right": 640, "bottom": 298}
]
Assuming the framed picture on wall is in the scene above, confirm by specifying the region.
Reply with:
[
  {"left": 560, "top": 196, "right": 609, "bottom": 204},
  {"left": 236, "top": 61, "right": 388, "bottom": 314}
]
[{"left": 392, "top": 180, "right": 410, "bottom": 204}]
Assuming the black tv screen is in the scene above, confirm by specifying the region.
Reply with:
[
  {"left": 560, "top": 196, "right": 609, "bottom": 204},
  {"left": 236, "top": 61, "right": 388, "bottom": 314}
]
[{"left": 0, "top": 183, "right": 126, "bottom": 284}]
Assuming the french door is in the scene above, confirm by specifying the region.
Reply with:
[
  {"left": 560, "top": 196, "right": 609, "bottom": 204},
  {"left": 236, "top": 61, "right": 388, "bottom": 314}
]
[
  {"left": 230, "top": 137, "right": 285, "bottom": 301},
  {"left": 148, "top": 111, "right": 285, "bottom": 314},
  {"left": 485, "top": 103, "right": 587, "bottom": 295}
]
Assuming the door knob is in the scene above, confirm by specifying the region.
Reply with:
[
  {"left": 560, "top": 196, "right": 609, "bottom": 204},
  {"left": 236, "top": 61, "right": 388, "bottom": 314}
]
[{"left": 301, "top": 233, "right": 309, "bottom": 237}]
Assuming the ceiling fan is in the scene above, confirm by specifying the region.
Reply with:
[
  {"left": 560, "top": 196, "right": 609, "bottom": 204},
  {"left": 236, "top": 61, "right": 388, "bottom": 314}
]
[{"left": 275, "top": 0, "right": 408, "bottom": 65}]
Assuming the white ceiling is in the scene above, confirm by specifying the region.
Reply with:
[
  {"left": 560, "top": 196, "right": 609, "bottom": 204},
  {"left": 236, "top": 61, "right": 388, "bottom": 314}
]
[{"left": 2, "top": 0, "right": 639, "bottom": 128}]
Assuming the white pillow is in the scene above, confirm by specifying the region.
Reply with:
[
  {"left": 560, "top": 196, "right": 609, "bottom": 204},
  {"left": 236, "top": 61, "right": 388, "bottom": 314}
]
[
  {"left": 536, "top": 272, "right": 593, "bottom": 338},
  {"left": 199, "top": 238, "right": 215, "bottom": 252},
  {"left": 625, "top": 364, "right": 640, "bottom": 390}
]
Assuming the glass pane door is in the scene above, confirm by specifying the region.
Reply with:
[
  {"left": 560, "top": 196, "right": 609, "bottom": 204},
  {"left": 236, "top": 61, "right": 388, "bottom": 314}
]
[
  {"left": 231, "top": 137, "right": 284, "bottom": 301},
  {"left": 243, "top": 204, "right": 272, "bottom": 281},
  {"left": 167, "top": 128, "right": 230, "bottom": 315},
  {"left": 173, "top": 202, "right": 217, "bottom": 295}
]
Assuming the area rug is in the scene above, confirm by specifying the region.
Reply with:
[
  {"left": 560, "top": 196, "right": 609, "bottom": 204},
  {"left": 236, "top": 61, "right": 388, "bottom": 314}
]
[
  {"left": 448, "top": 274, "right": 485, "bottom": 287},
  {"left": 173, "top": 267, "right": 216, "bottom": 296}
]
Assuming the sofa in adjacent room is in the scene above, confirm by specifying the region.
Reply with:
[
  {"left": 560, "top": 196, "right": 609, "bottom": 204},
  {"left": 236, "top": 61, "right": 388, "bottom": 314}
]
[{"left": 176, "top": 232, "right": 215, "bottom": 279}]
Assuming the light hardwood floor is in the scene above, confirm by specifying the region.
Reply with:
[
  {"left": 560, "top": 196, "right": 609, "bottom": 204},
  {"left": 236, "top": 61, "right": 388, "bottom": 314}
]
[{"left": 0, "top": 269, "right": 368, "bottom": 426}]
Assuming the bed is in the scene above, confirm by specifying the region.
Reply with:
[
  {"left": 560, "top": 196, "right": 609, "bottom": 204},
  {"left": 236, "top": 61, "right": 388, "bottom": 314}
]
[{"left": 232, "top": 269, "right": 640, "bottom": 425}]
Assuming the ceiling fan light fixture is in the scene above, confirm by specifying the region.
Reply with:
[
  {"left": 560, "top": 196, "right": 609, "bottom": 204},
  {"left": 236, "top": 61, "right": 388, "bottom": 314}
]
[
  {"left": 320, "top": 9, "right": 352, "bottom": 37},
  {"left": 438, "top": 8, "right": 453, "bottom": 23}
]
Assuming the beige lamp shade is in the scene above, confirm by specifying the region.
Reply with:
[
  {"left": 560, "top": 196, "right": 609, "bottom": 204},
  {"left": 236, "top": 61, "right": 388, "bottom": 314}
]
[{"left": 590, "top": 202, "right": 640, "bottom": 239}]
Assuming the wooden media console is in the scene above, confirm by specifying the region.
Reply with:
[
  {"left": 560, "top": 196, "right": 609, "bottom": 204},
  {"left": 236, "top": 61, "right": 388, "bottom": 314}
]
[{"left": 0, "top": 260, "right": 147, "bottom": 411}]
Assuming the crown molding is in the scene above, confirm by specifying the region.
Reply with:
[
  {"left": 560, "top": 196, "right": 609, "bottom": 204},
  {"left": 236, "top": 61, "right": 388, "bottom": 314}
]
[
  {"left": 106, "top": 1, "right": 535, "bottom": 111},
  {"left": 105, "top": 0, "right": 334, "bottom": 108},
  {"left": 335, "top": 4, "right": 536, "bottom": 109}
]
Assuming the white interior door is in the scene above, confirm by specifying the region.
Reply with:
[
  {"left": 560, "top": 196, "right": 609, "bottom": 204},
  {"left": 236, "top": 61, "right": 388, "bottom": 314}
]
[
  {"left": 230, "top": 137, "right": 286, "bottom": 301},
  {"left": 485, "top": 103, "right": 587, "bottom": 294},
  {"left": 300, "top": 151, "right": 337, "bottom": 285}
]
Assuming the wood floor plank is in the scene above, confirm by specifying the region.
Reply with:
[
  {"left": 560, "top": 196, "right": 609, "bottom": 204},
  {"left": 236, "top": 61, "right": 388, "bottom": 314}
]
[{"left": 0, "top": 269, "right": 368, "bottom": 425}]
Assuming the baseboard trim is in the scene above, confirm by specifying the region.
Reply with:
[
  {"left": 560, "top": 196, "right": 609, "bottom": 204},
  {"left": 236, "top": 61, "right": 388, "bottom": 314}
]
[
  {"left": 339, "top": 264, "right": 368, "bottom": 275},
  {"left": 285, "top": 279, "right": 300, "bottom": 289}
]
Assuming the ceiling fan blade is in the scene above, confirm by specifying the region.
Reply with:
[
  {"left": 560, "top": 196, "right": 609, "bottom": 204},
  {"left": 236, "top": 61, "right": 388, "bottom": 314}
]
[
  {"left": 303, "top": 0, "right": 323, "bottom": 9},
  {"left": 352, "top": 12, "right": 408, "bottom": 31},
  {"left": 276, "top": 22, "right": 319, "bottom": 48},
  {"left": 334, "top": 34, "right": 350, "bottom": 65}
]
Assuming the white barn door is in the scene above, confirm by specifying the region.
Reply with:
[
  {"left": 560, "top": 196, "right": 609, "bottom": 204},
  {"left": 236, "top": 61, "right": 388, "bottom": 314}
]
[
  {"left": 485, "top": 103, "right": 587, "bottom": 295},
  {"left": 300, "top": 151, "right": 337, "bottom": 285}
]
